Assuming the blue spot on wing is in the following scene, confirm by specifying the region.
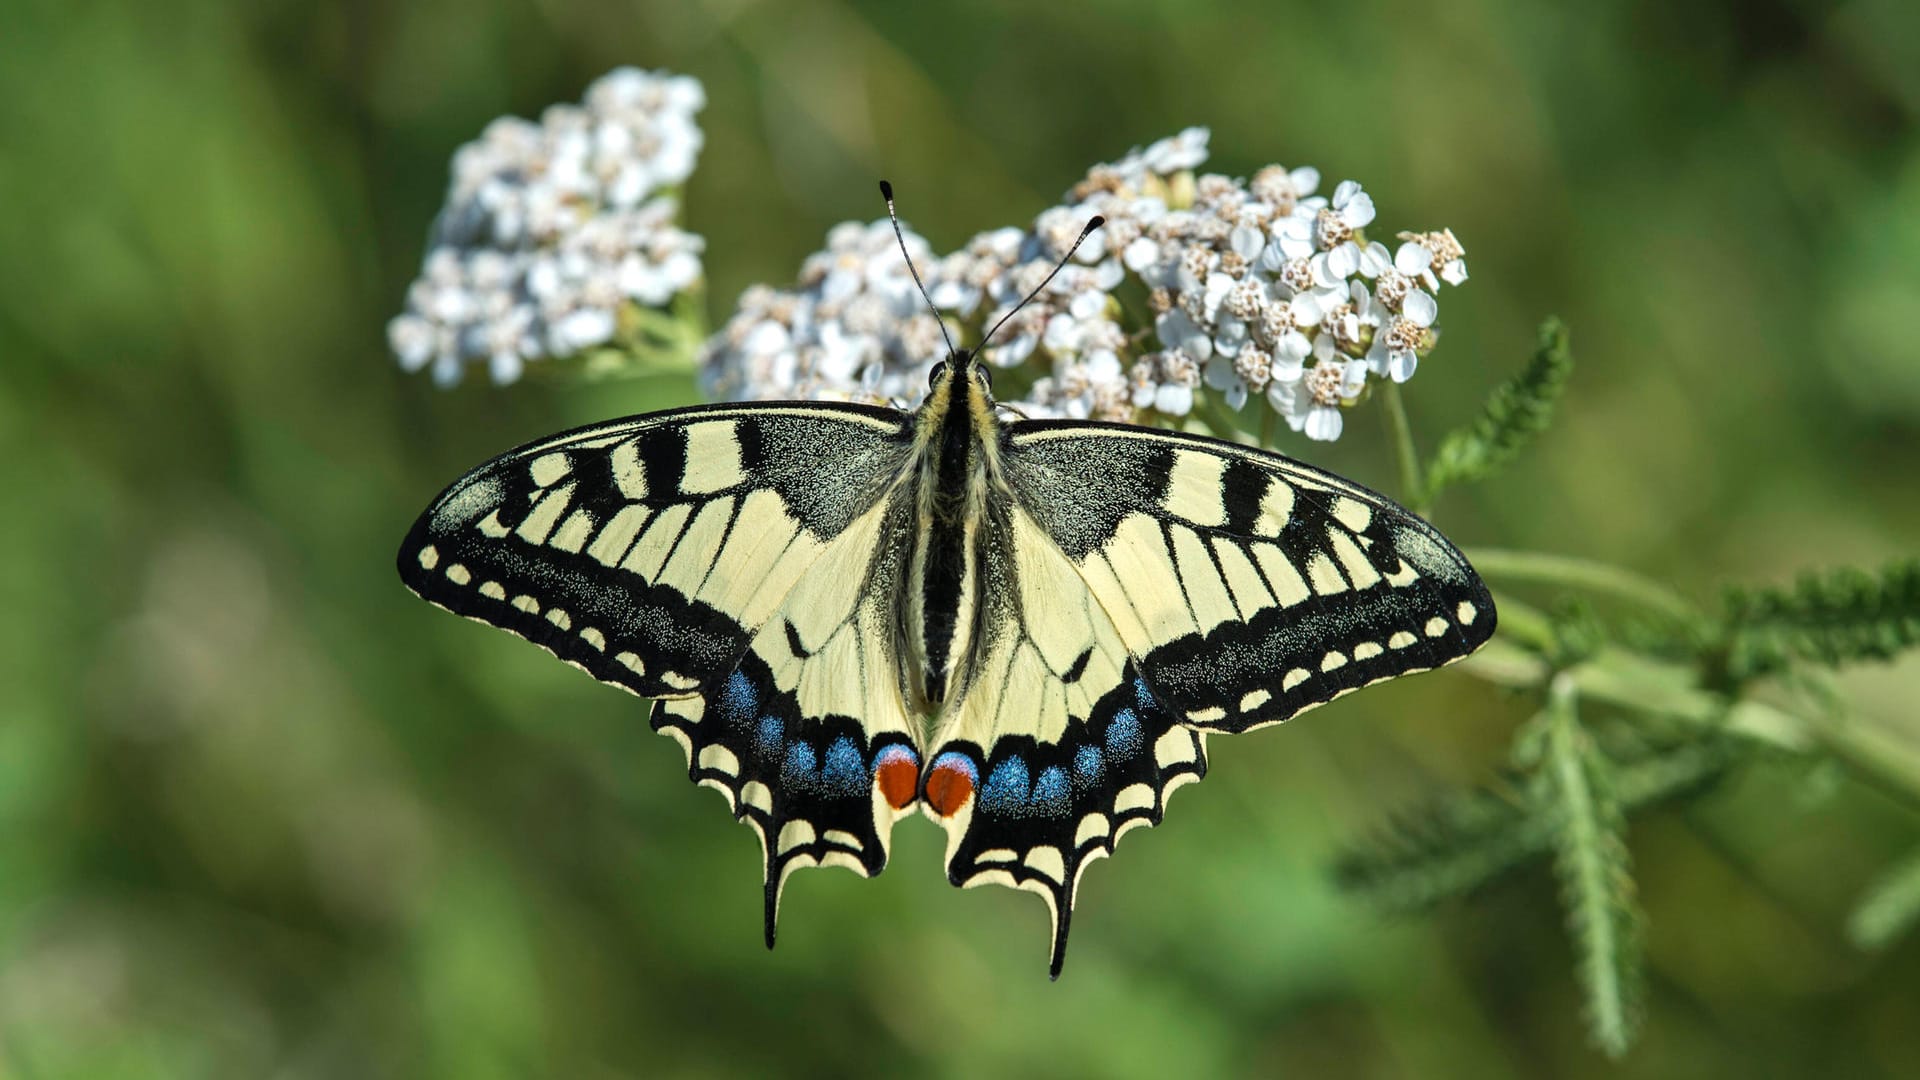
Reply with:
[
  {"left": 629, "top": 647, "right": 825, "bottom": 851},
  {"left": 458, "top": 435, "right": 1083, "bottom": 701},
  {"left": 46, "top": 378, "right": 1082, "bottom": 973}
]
[
  {"left": 756, "top": 715, "right": 784, "bottom": 759},
  {"left": 720, "top": 671, "right": 756, "bottom": 727},
  {"left": 1106, "top": 708, "right": 1143, "bottom": 758},
  {"left": 822, "top": 736, "right": 865, "bottom": 795},
  {"left": 1072, "top": 745, "right": 1103, "bottom": 788},
  {"left": 1133, "top": 678, "right": 1156, "bottom": 711},
  {"left": 1033, "top": 767, "right": 1071, "bottom": 817},
  {"left": 981, "top": 758, "right": 1031, "bottom": 814},
  {"left": 782, "top": 743, "right": 817, "bottom": 787}
]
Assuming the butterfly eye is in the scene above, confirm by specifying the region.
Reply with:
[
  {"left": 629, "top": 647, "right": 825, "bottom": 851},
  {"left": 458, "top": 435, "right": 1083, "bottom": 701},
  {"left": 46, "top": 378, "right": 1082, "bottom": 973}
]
[
  {"left": 975, "top": 363, "right": 995, "bottom": 391},
  {"left": 928, "top": 360, "right": 949, "bottom": 388}
]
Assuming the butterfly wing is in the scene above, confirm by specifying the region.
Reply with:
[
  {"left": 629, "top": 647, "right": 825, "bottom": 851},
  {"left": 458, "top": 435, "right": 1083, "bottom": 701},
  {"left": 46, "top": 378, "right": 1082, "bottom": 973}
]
[
  {"left": 1005, "top": 421, "right": 1496, "bottom": 728},
  {"left": 397, "top": 402, "right": 922, "bottom": 943},
  {"left": 925, "top": 419, "right": 1494, "bottom": 974}
]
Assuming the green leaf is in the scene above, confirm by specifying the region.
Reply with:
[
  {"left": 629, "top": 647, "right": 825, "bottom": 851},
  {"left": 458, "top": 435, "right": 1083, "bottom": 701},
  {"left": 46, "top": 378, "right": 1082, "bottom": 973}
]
[
  {"left": 1719, "top": 560, "right": 1920, "bottom": 680},
  {"left": 1545, "top": 598, "right": 1609, "bottom": 669},
  {"left": 1848, "top": 846, "right": 1920, "bottom": 951},
  {"left": 1423, "top": 317, "right": 1573, "bottom": 503},
  {"left": 1335, "top": 734, "right": 1736, "bottom": 913},
  {"left": 1541, "top": 677, "right": 1644, "bottom": 1059},
  {"left": 1335, "top": 775, "right": 1551, "bottom": 911}
]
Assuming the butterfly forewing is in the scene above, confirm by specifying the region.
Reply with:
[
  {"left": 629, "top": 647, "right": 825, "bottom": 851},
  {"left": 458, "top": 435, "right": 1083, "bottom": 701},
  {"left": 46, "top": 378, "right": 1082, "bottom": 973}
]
[
  {"left": 397, "top": 402, "right": 923, "bottom": 939},
  {"left": 1003, "top": 421, "right": 1495, "bottom": 730}
]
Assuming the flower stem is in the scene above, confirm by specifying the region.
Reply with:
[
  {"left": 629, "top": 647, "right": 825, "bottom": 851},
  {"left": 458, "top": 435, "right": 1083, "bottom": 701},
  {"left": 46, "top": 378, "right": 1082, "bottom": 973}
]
[
  {"left": 1485, "top": 590, "right": 1557, "bottom": 651},
  {"left": 1380, "top": 381, "right": 1426, "bottom": 511},
  {"left": 1469, "top": 591, "right": 1920, "bottom": 816},
  {"left": 1799, "top": 708, "right": 1920, "bottom": 818},
  {"left": 1463, "top": 548, "right": 1700, "bottom": 623},
  {"left": 1194, "top": 394, "right": 1252, "bottom": 445}
]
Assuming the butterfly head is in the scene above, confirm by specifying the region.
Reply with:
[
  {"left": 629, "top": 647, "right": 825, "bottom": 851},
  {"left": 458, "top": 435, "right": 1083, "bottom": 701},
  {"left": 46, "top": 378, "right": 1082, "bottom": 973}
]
[
  {"left": 879, "top": 179, "right": 1099, "bottom": 409},
  {"left": 926, "top": 347, "right": 994, "bottom": 402}
]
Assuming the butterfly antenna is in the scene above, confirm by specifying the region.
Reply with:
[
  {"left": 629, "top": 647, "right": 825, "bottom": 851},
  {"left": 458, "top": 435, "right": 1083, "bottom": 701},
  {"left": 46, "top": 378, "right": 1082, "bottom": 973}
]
[
  {"left": 878, "top": 180, "right": 958, "bottom": 358},
  {"left": 975, "top": 213, "right": 1105, "bottom": 357}
]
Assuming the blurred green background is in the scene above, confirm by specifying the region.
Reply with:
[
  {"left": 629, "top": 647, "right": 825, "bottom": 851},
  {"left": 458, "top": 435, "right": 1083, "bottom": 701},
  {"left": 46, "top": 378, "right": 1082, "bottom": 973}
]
[{"left": 4, "top": 0, "right": 1920, "bottom": 1075}]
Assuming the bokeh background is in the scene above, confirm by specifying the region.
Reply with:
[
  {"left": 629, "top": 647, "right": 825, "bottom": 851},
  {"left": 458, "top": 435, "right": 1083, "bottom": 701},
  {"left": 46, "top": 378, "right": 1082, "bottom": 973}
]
[{"left": 5, "top": 0, "right": 1920, "bottom": 1075}]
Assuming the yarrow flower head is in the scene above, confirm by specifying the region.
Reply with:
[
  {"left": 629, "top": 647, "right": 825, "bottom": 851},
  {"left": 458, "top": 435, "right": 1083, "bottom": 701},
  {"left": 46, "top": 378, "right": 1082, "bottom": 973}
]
[
  {"left": 700, "top": 219, "right": 950, "bottom": 404},
  {"left": 388, "top": 67, "right": 707, "bottom": 386},
  {"left": 701, "top": 126, "right": 1469, "bottom": 441}
]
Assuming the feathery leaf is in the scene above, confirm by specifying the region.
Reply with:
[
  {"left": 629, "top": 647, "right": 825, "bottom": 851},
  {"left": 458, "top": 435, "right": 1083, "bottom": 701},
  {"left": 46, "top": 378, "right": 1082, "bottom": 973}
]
[
  {"left": 1720, "top": 560, "right": 1920, "bottom": 680},
  {"left": 1423, "top": 317, "right": 1573, "bottom": 503},
  {"left": 1335, "top": 734, "right": 1735, "bottom": 913},
  {"left": 1540, "top": 676, "right": 1644, "bottom": 1059}
]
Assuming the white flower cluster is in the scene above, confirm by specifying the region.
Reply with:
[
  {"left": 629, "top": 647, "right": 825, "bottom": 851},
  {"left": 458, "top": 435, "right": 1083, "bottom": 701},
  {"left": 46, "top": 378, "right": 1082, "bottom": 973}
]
[
  {"left": 389, "top": 68, "right": 707, "bottom": 386},
  {"left": 701, "top": 128, "right": 1469, "bottom": 441},
  {"left": 698, "top": 220, "right": 954, "bottom": 404}
]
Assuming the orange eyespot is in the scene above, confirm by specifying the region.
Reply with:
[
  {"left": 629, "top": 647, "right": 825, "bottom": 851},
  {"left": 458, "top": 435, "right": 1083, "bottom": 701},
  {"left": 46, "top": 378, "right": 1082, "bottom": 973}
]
[
  {"left": 924, "top": 752, "right": 978, "bottom": 817},
  {"left": 875, "top": 750, "right": 920, "bottom": 811}
]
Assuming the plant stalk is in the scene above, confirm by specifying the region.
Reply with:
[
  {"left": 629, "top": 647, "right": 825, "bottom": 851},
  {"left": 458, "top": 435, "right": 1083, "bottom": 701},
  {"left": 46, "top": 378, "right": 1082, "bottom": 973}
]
[
  {"left": 1380, "top": 380, "right": 1426, "bottom": 511},
  {"left": 1464, "top": 548, "right": 1700, "bottom": 623}
]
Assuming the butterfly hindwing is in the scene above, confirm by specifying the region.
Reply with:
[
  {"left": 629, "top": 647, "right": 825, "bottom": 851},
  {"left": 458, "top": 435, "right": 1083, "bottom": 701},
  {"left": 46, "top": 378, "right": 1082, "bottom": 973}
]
[
  {"left": 652, "top": 646, "right": 917, "bottom": 948},
  {"left": 397, "top": 402, "right": 920, "bottom": 940},
  {"left": 661, "top": 486, "right": 924, "bottom": 941},
  {"left": 922, "top": 499, "right": 1212, "bottom": 975},
  {"left": 929, "top": 665, "right": 1207, "bottom": 977}
]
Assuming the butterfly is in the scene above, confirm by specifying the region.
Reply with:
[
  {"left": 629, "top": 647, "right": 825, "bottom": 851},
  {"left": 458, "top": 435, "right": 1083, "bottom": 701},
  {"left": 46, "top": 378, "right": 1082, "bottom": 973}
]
[{"left": 397, "top": 184, "right": 1495, "bottom": 976}]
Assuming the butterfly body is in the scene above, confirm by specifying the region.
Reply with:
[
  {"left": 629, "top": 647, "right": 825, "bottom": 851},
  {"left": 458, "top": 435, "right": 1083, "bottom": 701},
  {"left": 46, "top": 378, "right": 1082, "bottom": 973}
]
[
  {"left": 903, "top": 351, "right": 994, "bottom": 709},
  {"left": 399, "top": 347, "right": 1494, "bottom": 975}
]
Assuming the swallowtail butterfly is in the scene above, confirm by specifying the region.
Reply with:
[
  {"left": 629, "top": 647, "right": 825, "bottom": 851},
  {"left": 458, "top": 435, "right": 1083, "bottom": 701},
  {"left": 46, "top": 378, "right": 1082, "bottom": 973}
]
[{"left": 398, "top": 184, "right": 1495, "bottom": 976}]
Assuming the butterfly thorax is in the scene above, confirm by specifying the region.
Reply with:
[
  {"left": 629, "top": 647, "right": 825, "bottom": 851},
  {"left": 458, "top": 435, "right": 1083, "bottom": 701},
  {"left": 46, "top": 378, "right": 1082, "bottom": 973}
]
[{"left": 902, "top": 352, "right": 1005, "bottom": 714}]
